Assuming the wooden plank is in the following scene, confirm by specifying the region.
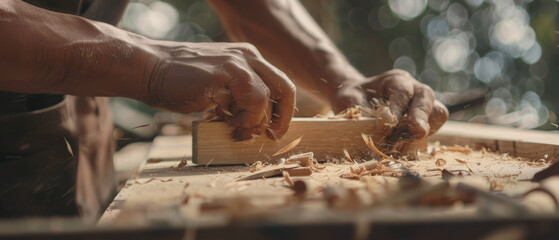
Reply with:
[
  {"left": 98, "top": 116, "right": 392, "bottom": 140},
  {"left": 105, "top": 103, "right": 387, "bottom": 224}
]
[
  {"left": 193, "top": 118, "right": 385, "bottom": 165},
  {"left": 432, "top": 121, "right": 559, "bottom": 161}
]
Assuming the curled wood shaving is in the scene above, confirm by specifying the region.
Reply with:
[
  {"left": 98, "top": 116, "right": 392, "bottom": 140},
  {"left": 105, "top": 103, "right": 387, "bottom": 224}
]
[
  {"left": 177, "top": 159, "right": 187, "bottom": 168},
  {"left": 284, "top": 152, "right": 325, "bottom": 172},
  {"left": 343, "top": 160, "right": 394, "bottom": 179},
  {"left": 435, "top": 158, "right": 447, "bottom": 167},
  {"left": 284, "top": 152, "right": 313, "bottom": 166},
  {"left": 250, "top": 161, "right": 265, "bottom": 173},
  {"left": 343, "top": 149, "right": 355, "bottom": 164},
  {"left": 327, "top": 107, "right": 362, "bottom": 119},
  {"left": 338, "top": 107, "right": 361, "bottom": 119},
  {"left": 273, "top": 136, "right": 303, "bottom": 156},
  {"left": 361, "top": 133, "right": 395, "bottom": 161}
]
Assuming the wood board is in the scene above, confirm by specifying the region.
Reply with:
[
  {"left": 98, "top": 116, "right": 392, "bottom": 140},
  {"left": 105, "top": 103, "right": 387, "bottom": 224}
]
[
  {"left": 193, "top": 119, "right": 559, "bottom": 165},
  {"left": 431, "top": 121, "right": 559, "bottom": 162},
  {"left": 193, "top": 118, "right": 383, "bottom": 165}
]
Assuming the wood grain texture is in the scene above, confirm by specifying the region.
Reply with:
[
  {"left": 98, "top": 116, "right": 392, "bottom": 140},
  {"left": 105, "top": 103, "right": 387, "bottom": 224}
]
[
  {"left": 431, "top": 121, "right": 559, "bottom": 162},
  {"left": 98, "top": 121, "right": 558, "bottom": 227},
  {"left": 193, "top": 118, "right": 387, "bottom": 165}
]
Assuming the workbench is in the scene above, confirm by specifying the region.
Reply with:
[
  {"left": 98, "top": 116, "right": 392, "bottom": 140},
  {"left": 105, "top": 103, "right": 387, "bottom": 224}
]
[
  {"left": 2, "top": 121, "right": 559, "bottom": 240},
  {"left": 93, "top": 121, "right": 559, "bottom": 238}
]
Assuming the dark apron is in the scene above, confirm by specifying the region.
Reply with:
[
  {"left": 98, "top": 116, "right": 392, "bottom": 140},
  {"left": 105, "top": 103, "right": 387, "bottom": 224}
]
[{"left": 0, "top": 0, "right": 129, "bottom": 221}]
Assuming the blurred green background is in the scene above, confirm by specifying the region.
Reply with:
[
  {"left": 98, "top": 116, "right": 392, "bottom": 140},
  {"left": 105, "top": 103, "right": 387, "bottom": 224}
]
[{"left": 114, "top": 0, "right": 559, "bottom": 136}]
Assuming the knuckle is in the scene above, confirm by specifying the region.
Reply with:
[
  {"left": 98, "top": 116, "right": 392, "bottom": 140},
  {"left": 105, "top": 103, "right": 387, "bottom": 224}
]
[
  {"left": 417, "top": 84, "right": 435, "bottom": 98},
  {"left": 227, "top": 48, "right": 245, "bottom": 56},
  {"left": 415, "top": 104, "right": 432, "bottom": 115},
  {"left": 285, "top": 81, "right": 296, "bottom": 96},
  {"left": 259, "top": 85, "right": 271, "bottom": 98},
  {"left": 234, "top": 42, "right": 260, "bottom": 57},
  {"left": 224, "top": 61, "right": 252, "bottom": 80},
  {"left": 224, "top": 51, "right": 246, "bottom": 63},
  {"left": 223, "top": 55, "right": 248, "bottom": 70}
]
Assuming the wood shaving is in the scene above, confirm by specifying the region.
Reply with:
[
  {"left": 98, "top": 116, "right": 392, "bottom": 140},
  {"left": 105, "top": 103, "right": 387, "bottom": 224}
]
[
  {"left": 455, "top": 158, "right": 467, "bottom": 164},
  {"left": 250, "top": 161, "right": 265, "bottom": 173},
  {"left": 443, "top": 146, "right": 472, "bottom": 154},
  {"left": 343, "top": 160, "right": 395, "bottom": 179},
  {"left": 135, "top": 178, "right": 172, "bottom": 184},
  {"left": 63, "top": 137, "right": 74, "bottom": 157},
  {"left": 331, "top": 107, "right": 362, "bottom": 119},
  {"left": 343, "top": 149, "right": 355, "bottom": 164},
  {"left": 131, "top": 123, "right": 152, "bottom": 129},
  {"left": 284, "top": 152, "right": 313, "bottom": 166},
  {"left": 361, "top": 133, "right": 396, "bottom": 160},
  {"left": 435, "top": 158, "right": 447, "bottom": 167},
  {"left": 272, "top": 136, "right": 303, "bottom": 156},
  {"left": 147, "top": 159, "right": 162, "bottom": 163},
  {"left": 177, "top": 159, "right": 187, "bottom": 168},
  {"left": 283, "top": 152, "right": 324, "bottom": 172},
  {"left": 489, "top": 180, "right": 504, "bottom": 191}
]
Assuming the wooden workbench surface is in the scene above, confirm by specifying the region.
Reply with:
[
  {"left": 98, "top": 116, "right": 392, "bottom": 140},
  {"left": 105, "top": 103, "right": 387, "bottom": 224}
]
[{"left": 99, "top": 121, "right": 557, "bottom": 227}]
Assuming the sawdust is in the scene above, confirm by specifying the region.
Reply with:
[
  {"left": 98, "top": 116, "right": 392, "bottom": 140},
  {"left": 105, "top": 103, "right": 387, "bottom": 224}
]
[{"left": 105, "top": 142, "right": 553, "bottom": 226}]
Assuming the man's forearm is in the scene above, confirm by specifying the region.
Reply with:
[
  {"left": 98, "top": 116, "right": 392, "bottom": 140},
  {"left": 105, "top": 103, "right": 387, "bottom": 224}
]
[
  {"left": 207, "top": 0, "right": 364, "bottom": 110},
  {"left": 0, "top": 0, "right": 151, "bottom": 100}
]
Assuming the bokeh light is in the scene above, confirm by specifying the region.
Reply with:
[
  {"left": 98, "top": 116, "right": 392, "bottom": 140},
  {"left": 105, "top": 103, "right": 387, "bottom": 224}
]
[
  {"left": 120, "top": 0, "right": 558, "bottom": 130},
  {"left": 389, "top": 0, "right": 428, "bottom": 21},
  {"left": 121, "top": 1, "right": 179, "bottom": 39}
]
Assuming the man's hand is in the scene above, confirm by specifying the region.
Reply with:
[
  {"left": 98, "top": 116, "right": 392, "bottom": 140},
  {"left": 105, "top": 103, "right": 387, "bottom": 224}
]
[
  {"left": 0, "top": 1, "right": 295, "bottom": 142},
  {"left": 143, "top": 42, "right": 296, "bottom": 141},
  {"left": 335, "top": 69, "right": 449, "bottom": 139}
]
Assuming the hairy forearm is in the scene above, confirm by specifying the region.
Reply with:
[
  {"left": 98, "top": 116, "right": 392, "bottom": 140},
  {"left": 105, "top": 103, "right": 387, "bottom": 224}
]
[
  {"left": 0, "top": 0, "right": 152, "bottom": 100},
  {"left": 207, "top": 0, "right": 364, "bottom": 109}
]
